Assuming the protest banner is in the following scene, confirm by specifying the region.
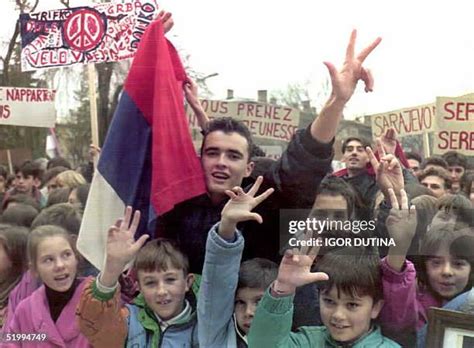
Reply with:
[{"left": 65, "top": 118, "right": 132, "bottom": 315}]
[
  {"left": 434, "top": 95, "right": 474, "bottom": 155},
  {"left": 19, "top": 0, "right": 159, "bottom": 70},
  {"left": 0, "top": 87, "right": 56, "bottom": 128},
  {"left": 186, "top": 100, "right": 300, "bottom": 142},
  {"left": 369, "top": 103, "right": 436, "bottom": 138}
]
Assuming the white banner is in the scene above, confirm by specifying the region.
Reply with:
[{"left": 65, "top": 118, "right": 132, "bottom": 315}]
[{"left": 0, "top": 87, "right": 56, "bottom": 128}]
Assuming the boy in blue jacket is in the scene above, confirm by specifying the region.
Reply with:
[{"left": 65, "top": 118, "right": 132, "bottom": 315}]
[{"left": 198, "top": 176, "right": 276, "bottom": 347}]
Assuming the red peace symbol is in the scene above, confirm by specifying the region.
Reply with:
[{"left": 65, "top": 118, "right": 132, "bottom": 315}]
[{"left": 63, "top": 9, "right": 105, "bottom": 52}]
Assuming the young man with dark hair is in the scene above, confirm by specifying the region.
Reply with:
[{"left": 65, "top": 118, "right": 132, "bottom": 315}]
[
  {"left": 442, "top": 150, "right": 467, "bottom": 193},
  {"left": 1, "top": 161, "right": 46, "bottom": 209},
  {"left": 157, "top": 30, "right": 382, "bottom": 275},
  {"left": 419, "top": 167, "right": 451, "bottom": 198}
]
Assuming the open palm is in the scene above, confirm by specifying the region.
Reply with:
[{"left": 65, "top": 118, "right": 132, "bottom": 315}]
[{"left": 106, "top": 206, "right": 149, "bottom": 268}]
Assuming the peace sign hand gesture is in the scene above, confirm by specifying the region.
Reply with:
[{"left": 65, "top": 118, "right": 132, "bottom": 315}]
[
  {"left": 218, "top": 176, "right": 274, "bottom": 240},
  {"left": 367, "top": 139, "right": 404, "bottom": 201},
  {"left": 324, "top": 30, "right": 382, "bottom": 103}
]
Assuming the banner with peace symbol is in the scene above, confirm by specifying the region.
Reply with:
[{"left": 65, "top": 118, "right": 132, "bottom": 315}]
[{"left": 19, "top": 0, "right": 159, "bottom": 71}]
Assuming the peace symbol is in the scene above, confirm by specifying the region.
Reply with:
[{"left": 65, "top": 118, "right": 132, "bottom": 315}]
[{"left": 63, "top": 9, "right": 105, "bottom": 52}]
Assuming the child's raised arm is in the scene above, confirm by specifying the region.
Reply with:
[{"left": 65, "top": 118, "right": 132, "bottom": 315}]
[
  {"left": 198, "top": 177, "right": 273, "bottom": 347},
  {"left": 77, "top": 207, "right": 148, "bottom": 347},
  {"left": 385, "top": 188, "right": 417, "bottom": 271},
  {"left": 247, "top": 243, "right": 329, "bottom": 347},
  {"left": 100, "top": 207, "right": 149, "bottom": 287}
]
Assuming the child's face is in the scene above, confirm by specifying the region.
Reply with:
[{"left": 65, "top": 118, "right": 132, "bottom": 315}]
[
  {"left": 426, "top": 244, "right": 471, "bottom": 299},
  {"left": 0, "top": 242, "right": 12, "bottom": 280},
  {"left": 137, "top": 268, "right": 193, "bottom": 321},
  {"left": 320, "top": 286, "right": 382, "bottom": 343},
  {"left": 234, "top": 287, "right": 264, "bottom": 334},
  {"left": 15, "top": 172, "right": 35, "bottom": 194},
  {"left": 34, "top": 236, "right": 78, "bottom": 292}
]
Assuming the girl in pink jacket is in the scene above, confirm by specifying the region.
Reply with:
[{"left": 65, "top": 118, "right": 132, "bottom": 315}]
[
  {"left": 3, "top": 225, "right": 91, "bottom": 347},
  {"left": 379, "top": 190, "right": 473, "bottom": 337}
]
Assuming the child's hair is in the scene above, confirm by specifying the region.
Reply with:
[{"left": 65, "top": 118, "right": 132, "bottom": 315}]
[
  {"left": 56, "top": 170, "right": 86, "bottom": 189},
  {"left": 27, "top": 225, "right": 76, "bottom": 271},
  {"left": 46, "top": 187, "right": 72, "bottom": 207},
  {"left": 42, "top": 166, "right": 68, "bottom": 188},
  {"left": 31, "top": 203, "right": 82, "bottom": 235},
  {"left": 47, "top": 157, "right": 72, "bottom": 170},
  {"left": 16, "top": 161, "right": 41, "bottom": 179},
  {"left": 316, "top": 247, "right": 383, "bottom": 302},
  {"left": 442, "top": 151, "right": 467, "bottom": 169},
  {"left": 417, "top": 223, "right": 474, "bottom": 292},
  {"left": 1, "top": 203, "right": 39, "bottom": 228},
  {"left": 2, "top": 193, "right": 40, "bottom": 212},
  {"left": 436, "top": 194, "right": 474, "bottom": 227},
  {"left": 315, "top": 176, "right": 358, "bottom": 219},
  {"left": 237, "top": 258, "right": 278, "bottom": 290},
  {"left": 0, "top": 224, "right": 29, "bottom": 276},
  {"left": 134, "top": 238, "right": 189, "bottom": 275}
]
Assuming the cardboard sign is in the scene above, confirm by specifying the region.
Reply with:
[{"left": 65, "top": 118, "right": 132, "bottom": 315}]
[
  {"left": 20, "top": 0, "right": 159, "bottom": 70},
  {"left": 0, "top": 87, "right": 56, "bottom": 127},
  {"left": 434, "top": 96, "right": 474, "bottom": 155},
  {"left": 369, "top": 103, "right": 436, "bottom": 138},
  {"left": 186, "top": 100, "right": 300, "bottom": 142}
]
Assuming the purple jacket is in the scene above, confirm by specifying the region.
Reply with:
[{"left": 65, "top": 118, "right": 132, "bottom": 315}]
[
  {"left": 379, "top": 257, "right": 442, "bottom": 332},
  {"left": 3, "top": 279, "right": 92, "bottom": 348}
]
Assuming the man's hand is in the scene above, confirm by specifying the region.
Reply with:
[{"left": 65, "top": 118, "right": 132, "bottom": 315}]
[
  {"left": 386, "top": 188, "right": 417, "bottom": 271},
  {"left": 311, "top": 30, "right": 381, "bottom": 143},
  {"left": 101, "top": 207, "right": 149, "bottom": 287},
  {"left": 184, "top": 78, "right": 209, "bottom": 131},
  {"left": 184, "top": 78, "right": 200, "bottom": 108},
  {"left": 324, "top": 29, "right": 382, "bottom": 103},
  {"left": 367, "top": 139, "right": 404, "bottom": 201},
  {"left": 218, "top": 176, "right": 274, "bottom": 240},
  {"left": 156, "top": 10, "right": 173, "bottom": 34}
]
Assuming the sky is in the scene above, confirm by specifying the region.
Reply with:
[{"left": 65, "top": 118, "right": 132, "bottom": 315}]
[{"left": 1, "top": 0, "right": 474, "bottom": 119}]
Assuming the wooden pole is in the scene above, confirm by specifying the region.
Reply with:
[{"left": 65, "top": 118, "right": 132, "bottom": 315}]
[
  {"left": 87, "top": 64, "right": 100, "bottom": 167},
  {"left": 87, "top": 64, "right": 99, "bottom": 147},
  {"left": 423, "top": 132, "right": 430, "bottom": 158}
]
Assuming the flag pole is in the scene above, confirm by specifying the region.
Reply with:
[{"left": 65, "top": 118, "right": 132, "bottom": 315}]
[{"left": 87, "top": 64, "right": 100, "bottom": 148}]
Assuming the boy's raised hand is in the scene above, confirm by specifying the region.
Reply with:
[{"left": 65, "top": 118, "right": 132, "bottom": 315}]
[
  {"left": 272, "top": 235, "right": 329, "bottom": 297},
  {"left": 386, "top": 188, "right": 417, "bottom": 271},
  {"left": 218, "top": 176, "right": 274, "bottom": 240},
  {"left": 102, "top": 207, "right": 149, "bottom": 287}
]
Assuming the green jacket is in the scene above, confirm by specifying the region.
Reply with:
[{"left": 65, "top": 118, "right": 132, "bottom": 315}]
[{"left": 247, "top": 289, "right": 400, "bottom": 348}]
